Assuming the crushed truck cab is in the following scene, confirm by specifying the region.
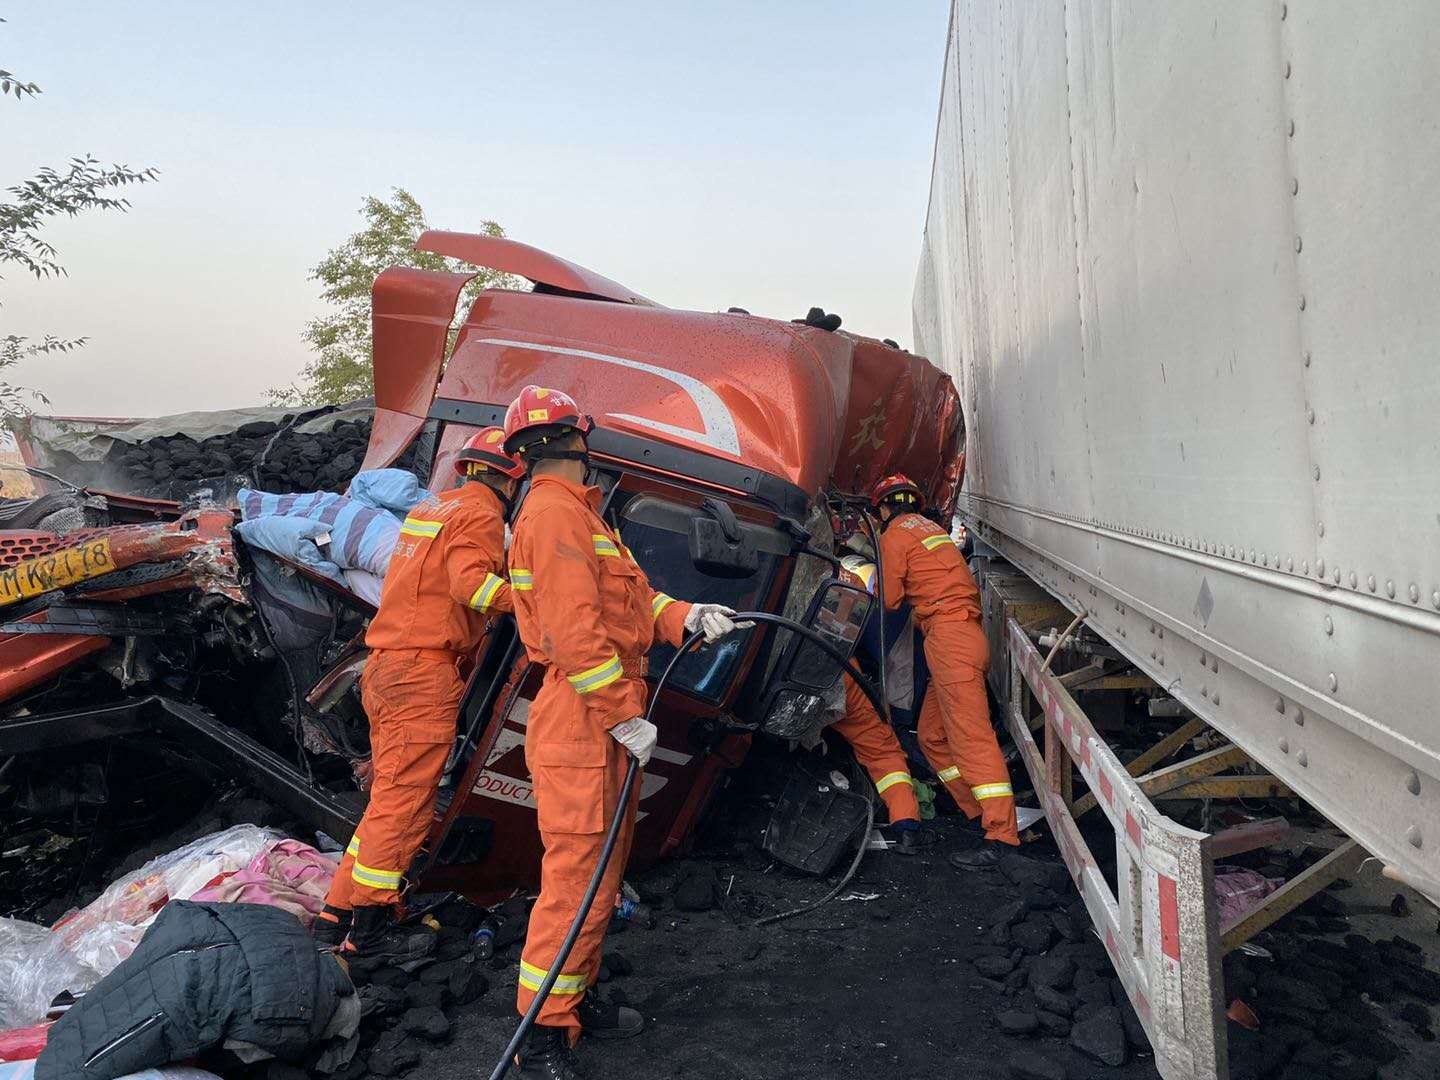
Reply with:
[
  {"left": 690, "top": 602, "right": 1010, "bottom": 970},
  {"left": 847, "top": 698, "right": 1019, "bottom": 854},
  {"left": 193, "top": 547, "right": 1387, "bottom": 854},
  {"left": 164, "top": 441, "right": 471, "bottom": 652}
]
[{"left": 0, "top": 233, "right": 964, "bottom": 901}]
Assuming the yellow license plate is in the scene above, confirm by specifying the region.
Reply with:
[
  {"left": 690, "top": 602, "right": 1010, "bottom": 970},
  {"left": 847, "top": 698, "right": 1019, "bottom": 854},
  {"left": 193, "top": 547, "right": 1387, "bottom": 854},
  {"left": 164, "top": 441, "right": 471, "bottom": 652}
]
[{"left": 0, "top": 537, "right": 115, "bottom": 608}]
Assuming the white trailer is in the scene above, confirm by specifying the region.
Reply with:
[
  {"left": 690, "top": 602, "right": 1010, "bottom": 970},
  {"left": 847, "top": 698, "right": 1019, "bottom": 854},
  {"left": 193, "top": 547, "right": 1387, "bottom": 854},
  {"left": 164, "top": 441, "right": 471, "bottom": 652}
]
[{"left": 913, "top": 3, "right": 1440, "bottom": 1077}]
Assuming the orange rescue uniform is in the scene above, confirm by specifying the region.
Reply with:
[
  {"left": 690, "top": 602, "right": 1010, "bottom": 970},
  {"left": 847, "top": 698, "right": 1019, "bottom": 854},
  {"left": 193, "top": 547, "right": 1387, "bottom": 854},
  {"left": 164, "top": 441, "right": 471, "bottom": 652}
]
[
  {"left": 830, "top": 675, "right": 921, "bottom": 824},
  {"left": 325, "top": 481, "right": 513, "bottom": 911},
  {"left": 507, "top": 474, "right": 692, "bottom": 1041},
  {"left": 879, "top": 512, "right": 1019, "bottom": 845}
]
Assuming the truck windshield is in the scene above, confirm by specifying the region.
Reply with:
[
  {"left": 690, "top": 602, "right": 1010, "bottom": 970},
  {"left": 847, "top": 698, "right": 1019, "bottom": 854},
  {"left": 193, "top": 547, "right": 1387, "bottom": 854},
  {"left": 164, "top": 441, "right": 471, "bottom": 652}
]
[{"left": 619, "top": 495, "right": 785, "bottom": 703}]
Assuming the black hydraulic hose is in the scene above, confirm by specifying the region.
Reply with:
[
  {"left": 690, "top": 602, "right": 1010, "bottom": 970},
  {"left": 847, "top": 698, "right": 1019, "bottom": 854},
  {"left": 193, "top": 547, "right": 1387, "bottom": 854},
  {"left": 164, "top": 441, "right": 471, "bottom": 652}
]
[
  {"left": 856, "top": 508, "right": 890, "bottom": 723},
  {"left": 488, "top": 610, "right": 886, "bottom": 1078}
]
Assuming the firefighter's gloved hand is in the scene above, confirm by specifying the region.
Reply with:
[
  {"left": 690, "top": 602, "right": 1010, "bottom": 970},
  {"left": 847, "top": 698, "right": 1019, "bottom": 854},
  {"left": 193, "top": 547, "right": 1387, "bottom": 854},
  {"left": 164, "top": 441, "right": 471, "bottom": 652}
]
[
  {"left": 610, "top": 717, "right": 658, "bottom": 767},
  {"left": 685, "top": 603, "right": 748, "bottom": 644}
]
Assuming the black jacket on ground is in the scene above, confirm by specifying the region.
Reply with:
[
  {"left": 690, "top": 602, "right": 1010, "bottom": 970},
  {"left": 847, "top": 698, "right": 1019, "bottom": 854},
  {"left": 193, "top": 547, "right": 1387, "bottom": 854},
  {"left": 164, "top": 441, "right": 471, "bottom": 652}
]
[{"left": 35, "top": 900, "right": 353, "bottom": 1080}]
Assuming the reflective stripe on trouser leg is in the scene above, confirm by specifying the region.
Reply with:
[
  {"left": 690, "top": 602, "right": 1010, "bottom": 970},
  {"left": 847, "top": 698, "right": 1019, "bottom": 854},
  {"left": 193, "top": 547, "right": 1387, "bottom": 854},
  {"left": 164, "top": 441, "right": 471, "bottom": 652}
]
[
  {"left": 324, "top": 836, "right": 360, "bottom": 909},
  {"left": 917, "top": 687, "right": 982, "bottom": 818},
  {"left": 829, "top": 677, "right": 921, "bottom": 824},
  {"left": 518, "top": 960, "right": 588, "bottom": 995},
  {"left": 924, "top": 665, "right": 1019, "bottom": 844},
  {"left": 517, "top": 737, "right": 640, "bottom": 1041},
  {"left": 348, "top": 652, "right": 464, "bottom": 904}
]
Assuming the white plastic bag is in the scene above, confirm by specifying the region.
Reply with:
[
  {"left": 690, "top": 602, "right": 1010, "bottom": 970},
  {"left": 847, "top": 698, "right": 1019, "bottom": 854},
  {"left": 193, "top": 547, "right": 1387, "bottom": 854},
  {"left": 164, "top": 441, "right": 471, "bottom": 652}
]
[
  {"left": 51, "top": 826, "right": 279, "bottom": 977},
  {"left": 0, "top": 917, "right": 99, "bottom": 1030}
]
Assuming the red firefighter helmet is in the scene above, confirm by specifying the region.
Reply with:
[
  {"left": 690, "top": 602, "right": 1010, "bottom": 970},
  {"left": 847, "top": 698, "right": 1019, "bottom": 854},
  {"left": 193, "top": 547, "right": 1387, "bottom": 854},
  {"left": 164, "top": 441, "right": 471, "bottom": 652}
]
[
  {"left": 502, "top": 385, "right": 594, "bottom": 456},
  {"left": 869, "top": 473, "right": 924, "bottom": 511},
  {"left": 454, "top": 426, "right": 524, "bottom": 480}
]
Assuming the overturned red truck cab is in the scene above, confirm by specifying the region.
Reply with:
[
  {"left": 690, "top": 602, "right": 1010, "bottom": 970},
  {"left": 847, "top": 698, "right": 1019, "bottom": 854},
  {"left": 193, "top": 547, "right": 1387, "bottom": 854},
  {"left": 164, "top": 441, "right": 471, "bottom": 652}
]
[{"left": 0, "top": 234, "right": 963, "bottom": 900}]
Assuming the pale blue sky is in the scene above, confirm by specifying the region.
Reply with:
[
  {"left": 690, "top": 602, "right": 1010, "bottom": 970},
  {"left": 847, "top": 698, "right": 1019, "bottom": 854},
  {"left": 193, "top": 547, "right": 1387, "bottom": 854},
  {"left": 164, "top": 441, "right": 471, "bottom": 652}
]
[{"left": 4, "top": 1, "right": 948, "bottom": 416}]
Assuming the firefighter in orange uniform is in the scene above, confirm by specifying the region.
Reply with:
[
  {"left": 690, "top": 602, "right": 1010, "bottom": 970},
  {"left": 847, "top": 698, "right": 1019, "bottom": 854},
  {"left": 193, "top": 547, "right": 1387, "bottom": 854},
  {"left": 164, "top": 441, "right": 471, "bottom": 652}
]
[
  {"left": 868, "top": 474, "right": 1020, "bottom": 869},
  {"left": 826, "top": 563, "right": 925, "bottom": 852},
  {"left": 500, "top": 385, "right": 741, "bottom": 1078},
  {"left": 830, "top": 675, "right": 925, "bottom": 847},
  {"left": 313, "top": 427, "right": 523, "bottom": 963}
]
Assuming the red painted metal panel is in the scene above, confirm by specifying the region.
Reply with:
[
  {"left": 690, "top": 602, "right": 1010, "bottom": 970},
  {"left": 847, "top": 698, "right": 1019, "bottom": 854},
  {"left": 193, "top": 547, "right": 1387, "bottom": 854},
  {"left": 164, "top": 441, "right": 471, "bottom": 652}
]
[
  {"left": 416, "top": 231, "right": 655, "bottom": 306},
  {"left": 1159, "top": 874, "right": 1181, "bottom": 960}
]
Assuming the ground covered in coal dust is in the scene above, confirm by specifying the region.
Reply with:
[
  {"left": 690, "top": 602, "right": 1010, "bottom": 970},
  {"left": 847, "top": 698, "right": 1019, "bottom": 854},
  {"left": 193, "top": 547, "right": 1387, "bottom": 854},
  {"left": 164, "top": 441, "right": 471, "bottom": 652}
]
[{"left": 381, "top": 813, "right": 1162, "bottom": 1080}]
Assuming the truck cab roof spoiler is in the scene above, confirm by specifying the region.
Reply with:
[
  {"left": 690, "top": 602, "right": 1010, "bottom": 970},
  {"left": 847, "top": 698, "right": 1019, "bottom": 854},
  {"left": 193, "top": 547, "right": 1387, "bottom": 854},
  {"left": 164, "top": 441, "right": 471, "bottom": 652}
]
[{"left": 415, "top": 231, "right": 656, "bottom": 307}]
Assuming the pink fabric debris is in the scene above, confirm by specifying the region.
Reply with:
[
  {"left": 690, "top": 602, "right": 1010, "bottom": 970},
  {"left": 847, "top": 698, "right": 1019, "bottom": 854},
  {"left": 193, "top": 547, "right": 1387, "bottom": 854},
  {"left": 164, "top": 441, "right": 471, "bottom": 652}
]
[
  {"left": 1214, "top": 866, "right": 1280, "bottom": 925},
  {"left": 192, "top": 840, "right": 338, "bottom": 926}
]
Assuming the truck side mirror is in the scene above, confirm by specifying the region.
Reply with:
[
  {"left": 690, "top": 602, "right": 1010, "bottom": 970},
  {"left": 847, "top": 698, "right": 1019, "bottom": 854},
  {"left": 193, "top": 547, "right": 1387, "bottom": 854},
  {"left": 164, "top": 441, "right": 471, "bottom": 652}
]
[
  {"left": 759, "top": 577, "right": 873, "bottom": 738},
  {"left": 688, "top": 498, "right": 759, "bottom": 578}
]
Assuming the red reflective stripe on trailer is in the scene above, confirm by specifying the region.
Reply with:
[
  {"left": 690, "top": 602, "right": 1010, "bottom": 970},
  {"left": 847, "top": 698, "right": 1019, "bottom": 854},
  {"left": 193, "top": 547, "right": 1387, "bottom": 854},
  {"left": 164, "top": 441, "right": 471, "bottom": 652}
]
[
  {"left": 1125, "top": 810, "right": 1142, "bottom": 849},
  {"left": 1097, "top": 768, "right": 1114, "bottom": 806},
  {"left": 1135, "top": 991, "right": 1152, "bottom": 1020},
  {"left": 1159, "top": 874, "right": 1181, "bottom": 960},
  {"left": 1063, "top": 713, "right": 1073, "bottom": 742},
  {"left": 1105, "top": 926, "right": 1117, "bottom": 957},
  {"left": 1080, "top": 737, "right": 1093, "bottom": 769}
]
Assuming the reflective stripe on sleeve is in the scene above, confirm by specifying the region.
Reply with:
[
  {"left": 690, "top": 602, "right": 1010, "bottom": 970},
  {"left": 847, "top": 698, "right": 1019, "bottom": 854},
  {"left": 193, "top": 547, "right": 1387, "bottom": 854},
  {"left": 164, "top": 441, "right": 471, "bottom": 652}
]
[
  {"left": 921, "top": 533, "right": 956, "bottom": 551},
  {"left": 875, "top": 771, "right": 912, "bottom": 794},
  {"left": 592, "top": 534, "right": 621, "bottom": 557},
  {"left": 567, "top": 654, "right": 623, "bottom": 694},
  {"left": 346, "top": 836, "right": 360, "bottom": 857},
  {"left": 518, "top": 960, "right": 587, "bottom": 995},
  {"left": 971, "top": 782, "right": 1014, "bottom": 801},
  {"left": 400, "top": 517, "right": 444, "bottom": 539},
  {"left": 652, "top": 593, "right": 676, "bottom": 619},
  {"left": 509, "top": 569, "right": 533, "bottom": 591},
  {"left": 469, "top": 572, "right": 506, "bottom": 611},
  {"left": 937, "top": 765, "right": 962, "bottom": 783},
  {"left": 351, "top": 861, "right": 402, "bottom": 890}
]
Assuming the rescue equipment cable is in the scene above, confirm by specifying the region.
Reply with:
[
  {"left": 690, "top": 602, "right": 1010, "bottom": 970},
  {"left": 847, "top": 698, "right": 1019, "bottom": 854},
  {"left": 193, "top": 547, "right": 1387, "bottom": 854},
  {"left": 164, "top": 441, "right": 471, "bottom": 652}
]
[{"left": 489, "top": 609, "right": 887, "bottom": 1079}]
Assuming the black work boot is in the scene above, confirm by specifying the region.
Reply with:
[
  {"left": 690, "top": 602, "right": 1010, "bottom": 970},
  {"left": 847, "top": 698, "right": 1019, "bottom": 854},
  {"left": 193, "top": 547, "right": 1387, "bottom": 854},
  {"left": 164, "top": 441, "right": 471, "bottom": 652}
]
[
  {"left": 578, "top": 987, "right": 645, "bottom": 1040},
  {"left": 893, "top": 826, "right": 937, "bottom": 857},
  {"left": 949, "top": 839, "right": 1007, "bottom": 871},
  {"left": 341, "top": 904, "right": 436, "bottom": 971},
  {"left": 514, "top": 1024, "right": 586, "bottom": 1078},
  {"left": 312, "top": 904, "right": 352, "bottom": 949}
]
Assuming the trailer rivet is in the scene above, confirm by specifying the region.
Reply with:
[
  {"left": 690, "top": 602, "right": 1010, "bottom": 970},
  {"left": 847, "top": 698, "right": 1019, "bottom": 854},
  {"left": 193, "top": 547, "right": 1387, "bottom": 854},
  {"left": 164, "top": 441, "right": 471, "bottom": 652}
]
[
  {"left": 1407, "top": 826, "right": 1423, "bottom": 850},
  {"left": 1407, "top": 771, "right": 1422, "bottom": 796},
  {"left": 1312, "top": 465, "right": 1320, "bottom": 481},
  {"left": 1250, "top": 549, "right": 1257, "bottom": 562},
  {"left": 1324, "top": 615, "right": 1333, "bottom": 635},
  {"left": 1158, "top": 628, "right": 1164, "bottom": 640},
  {"left": 1292, "top": 178, "right": 1300, "bottom": 196},
  {"left": 1201, "top": 685, "right": 1208, "bottom": 697},
  {"left": 1386, "top": 580, "right": 1396, "bottom": 598},
  {"left": 1317, "top": 522, "right": 1324, "bottom": 537},
  {"left": 1307, "top": 408, "right": 1315, "bottom": 425},
  {"left": 1317, "top": 558, "right": 1326, "bottom": 577},
  {"left": 1408, "top": 584, "right": 1420, "bottom": 603},
  {"left": 1328, "top": 672, "right": 1338, "bottom": 692},
  {"left": 1295, "top": 710, "right": 1305, "bottom": 727},
  {"left": 1289, "top": 119, "right": 1296, "bottom": 137},
  {"left": 1302, "top": 560, "right": 1310, "bottom": 574},
  {"left": 1295, "top": 235, "right": 1303, "bottom": 253},
  {"left": 1211, "top": 658, "right": 1218, "bottom": 673},
  {"left": 1433, "top": 590, "right": 1440, "bottom": 609},
  {"left": 1159, "top": 656, "right": 1165, "bottom": 667},
  {"left": 1279, "top": 738, "right": 1289, "bottom": 753},
  {"left": 1212, "top": 691, "right": 1220, "bottom": 705},
  {"left": 1348, "top": 571, "right": 1357, "bottom": 588},
  {"left": 1298, "top": 750, "right": 1308, "bottom": 767},
  {"left": 1334, "top": 568, "right": 1342, "bottom": 584},
  {"left": 1304, "top": 351, "right": 1312, "bottom": 367},
  {"left": 1275, "top": 697, "right": 1286, "bottom": 713},
  {"left": 1281, "top": 3, "right": 1288, "bottom": 20},
  {"left": 1286, "top": 557, "right": 1294, "bottom": 571},
  {"left": 1367, "top": 574, "right": 1376, "bottom": 592},
  {"left": 1299, "top": 295, "right": 1307, "bottom": 311}
]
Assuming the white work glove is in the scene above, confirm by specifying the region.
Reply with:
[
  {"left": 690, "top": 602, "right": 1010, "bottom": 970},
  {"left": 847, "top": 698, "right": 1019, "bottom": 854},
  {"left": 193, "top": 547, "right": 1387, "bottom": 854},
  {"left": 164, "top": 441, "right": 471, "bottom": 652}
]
[
  {"left": 610, "top": 716, "right": 658, "bottom": 767},
  {"left": 684, "top": 602, "right": 744, "bottom": 644}
]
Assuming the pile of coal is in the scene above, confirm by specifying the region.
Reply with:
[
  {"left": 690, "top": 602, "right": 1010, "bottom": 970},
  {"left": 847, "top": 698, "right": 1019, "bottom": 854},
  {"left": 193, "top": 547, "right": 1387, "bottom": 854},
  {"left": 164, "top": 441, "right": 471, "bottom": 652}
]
[
  {"left": 62, "top": 411, "right": 421, "bottom": 502},
  {"left": 978, "top": 850, "right": 1437, "bottom": 1080}
]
